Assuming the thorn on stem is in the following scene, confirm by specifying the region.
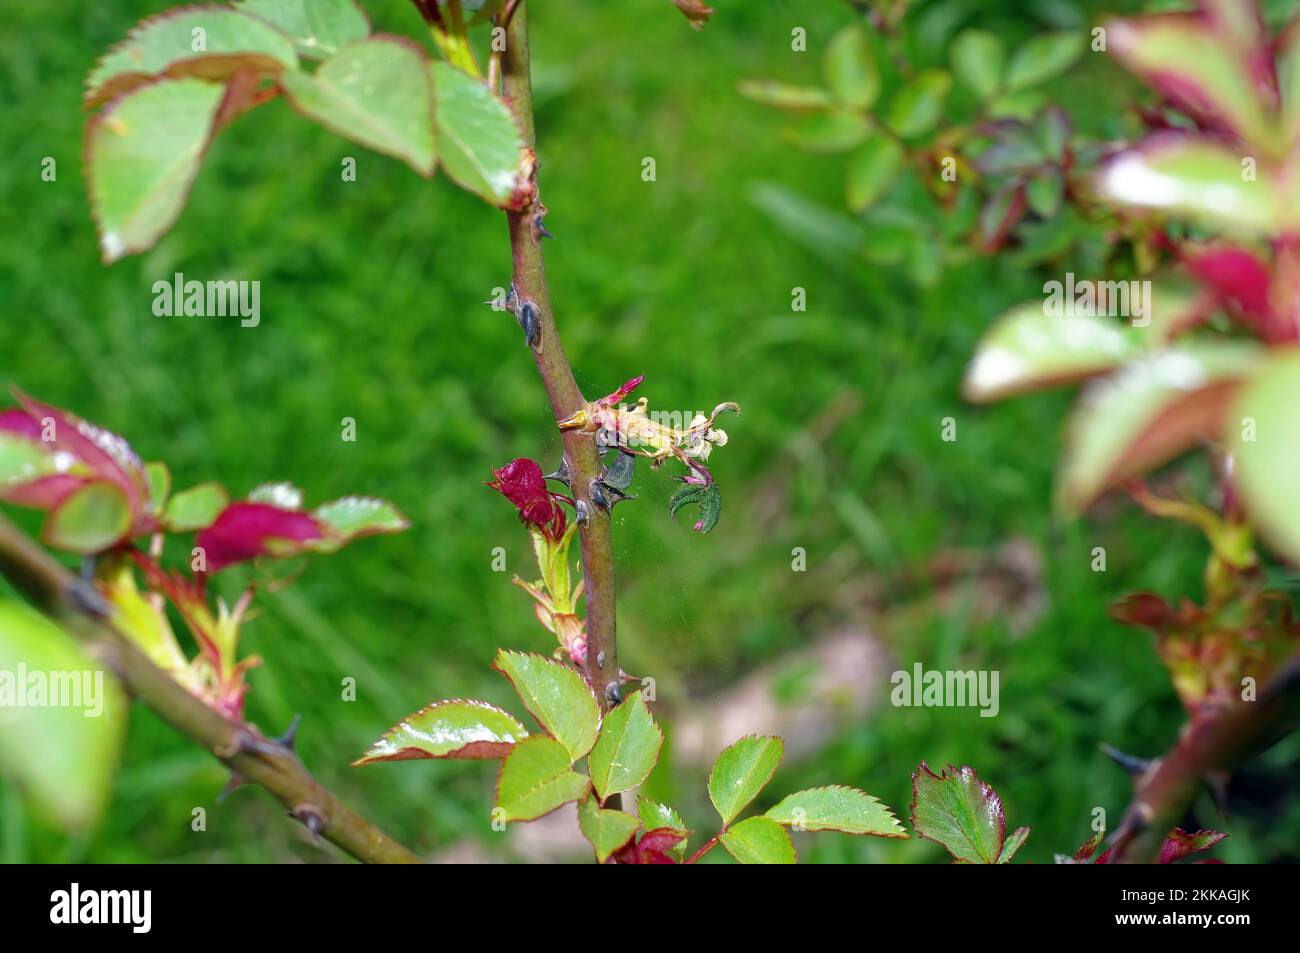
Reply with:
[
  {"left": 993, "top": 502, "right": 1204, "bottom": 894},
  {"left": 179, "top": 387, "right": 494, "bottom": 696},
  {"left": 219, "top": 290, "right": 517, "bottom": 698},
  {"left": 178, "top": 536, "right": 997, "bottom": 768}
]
[
  {"left": 517, "top": 300, "right": 541, "bottom": 349},
  {"left": 589, "top": 477, "right": 634, "bottom": 511},
  {"left": 275, "top": 714, "right": 302, "bottom": 752},
  {"left": 65, "top": 576, "right": 110, "bottom": 619},
  {"left": 218, "top": 772, "right": 246, "bottom": 802},
  {"left": 544, "top": 457, "right": 572, "bottom": 488},
  {"left": 217, "top": 726, "right": 293, "bottom": 760},
  {"left": 531, "top": 203, "right": 553, "bottom": 242},
  {"left": 291, "top": 803, "right": 327, "bottom": 841},
  {"left": 1100, "top": 743, "right": 1153, "bottom": 778}
]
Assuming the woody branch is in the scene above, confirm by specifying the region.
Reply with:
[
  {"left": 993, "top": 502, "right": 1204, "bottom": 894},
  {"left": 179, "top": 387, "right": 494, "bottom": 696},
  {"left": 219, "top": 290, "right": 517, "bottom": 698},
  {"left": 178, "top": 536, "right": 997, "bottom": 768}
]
[{"left": 0, "top": 513, "right": 421, "bottom": 865}]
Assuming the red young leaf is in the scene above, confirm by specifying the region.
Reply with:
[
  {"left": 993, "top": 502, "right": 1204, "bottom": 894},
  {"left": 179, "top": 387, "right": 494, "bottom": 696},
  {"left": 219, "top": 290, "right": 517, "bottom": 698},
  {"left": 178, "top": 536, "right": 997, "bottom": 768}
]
[
  {"left": 1074, "top": 828, "right": 1106, "bottom": 861},
  {"left": 12, "top": 390, "right": 148, "bottom": 513},
  {"left": 613, "top": 827, "right": 686, "bottom": 864},
  {"left": 486, "top": 458, "right": 569, "bottom": 540},
  {"left": 1109, "top": 592, "right": 1179, "bottom": 631},
  {"left": 1185, "top": 247, "right": 1276, "bottom": 335},
  {"left": 1092, "top": 827, "right": 1227, "bottom": 864},
  {"left": 671, "top": 0, "right": 713, "bottom": 31},
  {"left": 1158, "top": 827, "right": 1227, "bottom": 863},
  {"left": 595, "top": 375, "right": 645, "bottom": 407},
  {"left": 196, "top": 501, "right": 324, "bottom": 572},
  {"left": 1, "top": 392, "right": 154, "bottom": 549}
]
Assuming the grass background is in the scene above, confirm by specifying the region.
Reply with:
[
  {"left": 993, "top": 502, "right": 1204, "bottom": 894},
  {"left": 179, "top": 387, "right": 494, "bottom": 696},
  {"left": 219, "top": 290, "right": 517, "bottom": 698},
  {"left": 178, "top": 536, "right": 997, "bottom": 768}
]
[{"left": 1, "top": 0, "right": 1297, "bottom": 862}]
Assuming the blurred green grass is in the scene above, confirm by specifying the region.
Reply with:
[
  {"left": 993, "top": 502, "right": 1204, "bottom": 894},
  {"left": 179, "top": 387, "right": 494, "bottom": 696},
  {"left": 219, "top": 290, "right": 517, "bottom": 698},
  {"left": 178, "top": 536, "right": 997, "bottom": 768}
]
[{"left": 1, "top": 0, "right": 1295, "bottom": 863}]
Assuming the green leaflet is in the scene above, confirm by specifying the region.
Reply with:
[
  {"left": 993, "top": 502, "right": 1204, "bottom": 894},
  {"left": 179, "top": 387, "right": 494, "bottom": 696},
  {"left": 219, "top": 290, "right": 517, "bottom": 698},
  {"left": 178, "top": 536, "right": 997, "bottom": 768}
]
[
  {"left": 432, "top": 61, "right": 526, "bottom": 205},
  {"left": 577, "top": 795, "right": 640, "bottom": 863},
  {"left": 719, "top": 815, "right": 796, "bottom": 864},
  {"left": 164, "top": 482, "right": 228, "bottom": 532},
  {"left": 708, "top": 734, "right": 783, "bottom": 826},
  {"left": 86, "top": 78, "right": 226, "bottom": 263},
  {"left": 0, "top": 600, "right": 126, "bottom": 831},
  {"left": 86, "top": 8, "right": 299, "bottom": 107},
  {"left": 588, "top": 690, "right": 663, "bottom": 800},
  {"left": 911, "top": 762, "right": 1028, "bottom": 864},
  {"left": 280, "top": 37, "right": 436, "bottom": 176},
  {"left": 355, "top": 699, "right": 527, "bottom": 764},
  {"left": 494, "top": 650, "right": 600, "bottom": 762},
  {"left": 234, "top": 0, "right": 369, "bottom": 59},
  {"left": 495, "top": 735, "right": 589, "bottom": 822},
  {"left": 765, "top": 785, "right": 907, "bottom": 838}
]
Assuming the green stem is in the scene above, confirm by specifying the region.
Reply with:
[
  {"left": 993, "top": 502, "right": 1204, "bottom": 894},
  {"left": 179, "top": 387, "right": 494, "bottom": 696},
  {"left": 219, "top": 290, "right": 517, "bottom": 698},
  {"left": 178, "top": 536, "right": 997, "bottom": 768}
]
[
  {"left": 501, "top": 2, "right": 621, "bottom": 715},
  {"left": 0, "top": 515, "right": 421, "bottom": 865}
]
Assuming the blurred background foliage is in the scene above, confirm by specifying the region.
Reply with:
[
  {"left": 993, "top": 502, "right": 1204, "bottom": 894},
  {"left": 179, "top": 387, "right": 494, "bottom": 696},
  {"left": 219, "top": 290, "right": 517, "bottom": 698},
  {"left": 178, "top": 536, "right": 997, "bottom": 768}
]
[{"left": 1, "top": 0, "right": 1297, "bottom": 862}]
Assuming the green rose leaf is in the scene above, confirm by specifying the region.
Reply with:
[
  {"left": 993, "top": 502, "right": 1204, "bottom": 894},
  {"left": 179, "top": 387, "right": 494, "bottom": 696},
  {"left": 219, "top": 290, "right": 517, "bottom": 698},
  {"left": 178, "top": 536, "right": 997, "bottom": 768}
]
[
  {"left": 708, "top": 734, "right": 783, "bottom": 826},
  {"left": 86, "top": 7, "right": 299, "bottom": 108},
  {"left": 783, "top": 109, "right": 870, "bottom": 155},
  {"left": 433, "top": 61, "right": 526, "bottom": 205},
  {"left": 280, "top": 36, "right": 436, "bottom": 176},
  {"left": 765, "top": 785, "right": 907, "bottom": 838},
  {"left": 577, "top": 795, "right": 641, "bottom": 864},
  {"left": 1278, "top": 20, "right": 1300, "bottom": 145},
  {"left": 493, "top": 650, "right": 600, "bottom": 762},
  {"left": 963, "top": 301, "right": 1140, "bottom": 402},
  {"left": 845, "top": 136, "right": 904, "bottom": 213},
  {"left": 823, "top": 23, "right": 879, "bottom": 110},
  {"left": 86, "top": 77, "right": 226, "bottom": 263},
  {"left": 1231, "top": 351, "right": 1300, "bottom": 566},
  {"left": 143, "top": 461, "right": 172, "bottom": 516},
  {"left": 737, "top": 80, "right": 833, "bottom": 112},
  {"left": 669, "top": 481, "right": 722, "bottom": 533},
  {"left": 588, "top": 690, "right": 664, "bottom": 801},
  {"left": 0, "top": 433, "right": 59, "bottom": 489},
  {"left": 0, "top": 600, "right": 126, "bottom": 831},
  {"left": 248, "top": 481, "right": 303, "bottom": 508},
  {"left": 887, "top": 69, "right": 952, "bottom": 138},
  {"left": 312, "top": 496, "right": 410, "bottom": 544},
  {"left": 1004, "top": 31, "right": 1084, "bottom": 93},
  {"left": 719, "top": 815, "right": 796, "bottom": 864},
  {"left": 637, "top": 796, "right": 689, "bottom": 859},
  {"left": 1058, "top": 343, "right": 1261, "bottom": 512},
  {"left": 999, "top": 825, "right": 1031, "bottom": 863},
  {"left": 911, "top": 762, "right": 1026, "bottom": 864},
  {"left": 233, "top": 0, "right": 369, "bottom": 59},
  {"left": 354, "top": 699, "right": 527, "bottom": 764},
  {"left": 1026, "top": 169, "right": 1064, "bottom": 218},
  {"left": 164, "top": 481, "right": 229, "bottom": 532},
  {"left": 1095, "top": 139, "right": 1278, "bottom": 238},
  {"left": 1106, "top": 15, "right": 1275, "bottom": 155},
  {"left": 951, "top": 29, "right": 1005, "bottom": 101},
  {"left": 494, "top": 735, "right": 590, "bottom": 822},
  {"left": 43, "top": 482, "right": 132, "bottom": 554}
]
